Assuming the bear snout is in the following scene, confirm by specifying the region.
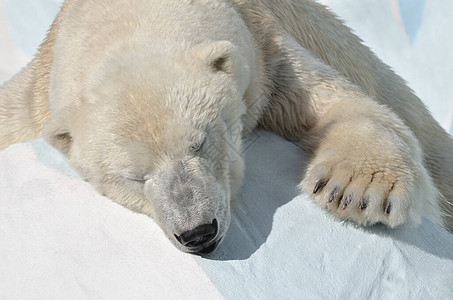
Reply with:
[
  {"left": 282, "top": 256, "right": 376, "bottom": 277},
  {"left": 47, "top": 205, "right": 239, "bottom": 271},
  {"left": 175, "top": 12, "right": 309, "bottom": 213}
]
[{"left": 174, "top": 219, "right": 220, "bottom": 254}]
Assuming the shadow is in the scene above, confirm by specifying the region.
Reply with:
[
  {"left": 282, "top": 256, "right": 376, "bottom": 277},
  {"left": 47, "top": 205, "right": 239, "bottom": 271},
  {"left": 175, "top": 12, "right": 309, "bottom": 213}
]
[
  {"left": 362, "top": 219, "right": 453, "bottom": 261},
  {"left": 203, "top": 130, "right": 453, "bottom": 261},
  {"left": 203, "top": 130, "right": 310, "bottom": 260}
]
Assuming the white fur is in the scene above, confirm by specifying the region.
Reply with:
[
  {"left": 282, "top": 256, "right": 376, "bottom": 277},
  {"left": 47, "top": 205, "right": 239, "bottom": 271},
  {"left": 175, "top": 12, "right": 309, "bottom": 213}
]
[{"left": 1, "top": 0, "right": 452, "bottom": 252}]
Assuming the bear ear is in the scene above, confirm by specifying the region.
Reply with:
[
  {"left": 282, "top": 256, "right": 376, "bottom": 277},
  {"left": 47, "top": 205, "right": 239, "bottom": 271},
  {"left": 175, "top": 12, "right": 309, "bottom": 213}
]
[
  {"left": 191, "top": 41, "right": 235, "bottom": 74},
  {"left": 42, "top": 110, "right": 73, "bottom": 155}
]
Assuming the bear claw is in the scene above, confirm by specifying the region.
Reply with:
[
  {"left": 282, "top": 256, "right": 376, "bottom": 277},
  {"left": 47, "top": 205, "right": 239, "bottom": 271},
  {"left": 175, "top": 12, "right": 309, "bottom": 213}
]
[
  {"left": 328, "top": 188, "right": 339, "bottom": 203},
  {"left": 341, "top": 194, "right": 352, "bottom": 210},
  {"left": 313, "top": 180, "right": 326, "bottom": 194},
  {"left": 359, "top": 196, "right": 369, "bottom": 210}
]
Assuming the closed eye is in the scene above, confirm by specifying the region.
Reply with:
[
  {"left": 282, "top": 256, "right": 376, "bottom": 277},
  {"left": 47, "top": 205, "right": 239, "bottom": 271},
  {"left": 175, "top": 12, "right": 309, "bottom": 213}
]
[
  {"left": 127, "top": 177, "right": 146, "bottom": 184},
  {"left": 119, "top": 172, "right": 147, "bottom": 184}
]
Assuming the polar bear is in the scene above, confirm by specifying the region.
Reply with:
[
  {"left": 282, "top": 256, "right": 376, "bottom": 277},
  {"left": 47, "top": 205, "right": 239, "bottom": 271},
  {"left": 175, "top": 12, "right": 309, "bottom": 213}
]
[{"left": 0, "top": 0, "right": 452, "bottom": 254}]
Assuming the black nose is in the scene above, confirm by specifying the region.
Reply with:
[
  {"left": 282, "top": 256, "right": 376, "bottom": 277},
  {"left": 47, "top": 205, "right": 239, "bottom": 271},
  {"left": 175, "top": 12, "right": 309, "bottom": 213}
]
[{"left": 175, "top": 219, "right": 218, "bottom": 249}]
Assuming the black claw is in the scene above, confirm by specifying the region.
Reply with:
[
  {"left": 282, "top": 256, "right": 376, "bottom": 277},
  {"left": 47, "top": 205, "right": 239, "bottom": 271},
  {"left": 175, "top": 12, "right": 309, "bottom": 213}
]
[
  {"left": 328, "top": 188, "right": 339, "bottom": 203},
  {"left": 360, "top": 196, "right": 370, "bottom": 210},
  {"left": 385, "top": 202, "right": 392, "bottom": 215},
  {"left": 342, "top": 195, "right": 352, "bottom": 210},
  {"left": 313, "top": 180, "right": 326, "bottom": 194}
]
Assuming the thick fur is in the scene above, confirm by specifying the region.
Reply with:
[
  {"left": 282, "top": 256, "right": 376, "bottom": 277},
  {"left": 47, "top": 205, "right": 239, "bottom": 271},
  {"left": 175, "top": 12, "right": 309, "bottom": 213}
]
[{"left": 0, "top": 0, "right": 452, "bottom": 252}]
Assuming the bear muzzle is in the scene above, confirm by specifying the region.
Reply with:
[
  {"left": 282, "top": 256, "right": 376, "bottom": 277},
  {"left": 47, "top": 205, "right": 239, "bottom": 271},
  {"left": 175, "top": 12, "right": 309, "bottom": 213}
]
[{"left": 174, "top": 219, "right": 220, "bottom": 254}]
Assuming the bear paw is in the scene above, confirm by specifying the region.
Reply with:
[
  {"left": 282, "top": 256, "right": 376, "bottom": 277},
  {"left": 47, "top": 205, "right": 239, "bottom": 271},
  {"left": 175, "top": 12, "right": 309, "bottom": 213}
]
[{"left": 300, "top": 138, "right": 437, "bottom": 228}]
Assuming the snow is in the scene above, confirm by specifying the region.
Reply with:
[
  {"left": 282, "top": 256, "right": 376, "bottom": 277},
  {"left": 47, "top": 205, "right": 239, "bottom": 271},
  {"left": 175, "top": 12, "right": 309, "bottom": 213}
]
[{"left": 1, "top": 1, "right": 452, "bottom": 299}]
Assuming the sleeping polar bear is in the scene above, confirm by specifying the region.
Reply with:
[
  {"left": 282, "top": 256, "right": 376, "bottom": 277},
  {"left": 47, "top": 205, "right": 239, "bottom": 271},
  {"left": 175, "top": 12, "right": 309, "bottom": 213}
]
[{"left": 1, "top": 0, "right": 452, "bottom": 254}]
